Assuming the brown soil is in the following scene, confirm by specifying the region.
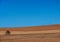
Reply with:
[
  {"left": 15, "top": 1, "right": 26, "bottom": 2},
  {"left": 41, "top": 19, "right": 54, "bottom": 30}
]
[
  {"left": 0, "top": 24, "right": 60, "bottom": 31},
  {"left": 0, "top": 33, "right": 60, "bottom": 42},
  {"left": 0, "top": 24, "right": 60, "bottom": 42}
]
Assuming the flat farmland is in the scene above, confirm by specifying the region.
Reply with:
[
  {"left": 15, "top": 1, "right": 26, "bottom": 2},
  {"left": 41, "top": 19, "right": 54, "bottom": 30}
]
[
  {"left": 0, "top": 24, "right": 60, "bottom": 42},
  {"left": 0, "top": 33, "right": 60, "bottom": 42}
]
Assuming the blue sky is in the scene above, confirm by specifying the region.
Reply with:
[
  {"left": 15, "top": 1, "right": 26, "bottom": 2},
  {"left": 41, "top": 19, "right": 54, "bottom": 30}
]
[{"left": 0, "top": 0, "right": 60, "bottom": 27}]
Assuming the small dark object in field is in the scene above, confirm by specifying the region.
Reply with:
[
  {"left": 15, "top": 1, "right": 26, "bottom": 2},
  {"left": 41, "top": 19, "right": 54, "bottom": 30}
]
[{"left": 6, "top": 30, "right": 10, "bottom": 35}]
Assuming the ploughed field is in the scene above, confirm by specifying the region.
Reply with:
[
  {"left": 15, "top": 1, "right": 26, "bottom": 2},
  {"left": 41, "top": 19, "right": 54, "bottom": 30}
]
[{"left": 0, "top": 33, "right": 60, "bottom": 42}]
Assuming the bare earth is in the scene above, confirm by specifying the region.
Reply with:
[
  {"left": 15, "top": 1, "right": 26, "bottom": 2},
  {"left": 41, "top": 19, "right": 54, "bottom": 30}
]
[
  {"left": 0, "top": 24, "right": 60, "bottom": 42},
  {"left": 0, "top": 33, "right": 60, "bottom": 42}
]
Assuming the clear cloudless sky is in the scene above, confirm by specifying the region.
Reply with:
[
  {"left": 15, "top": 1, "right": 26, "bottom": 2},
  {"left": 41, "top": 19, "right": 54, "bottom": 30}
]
[{"left": 0, "top": 0, "right": 60, "bottom": 27}]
